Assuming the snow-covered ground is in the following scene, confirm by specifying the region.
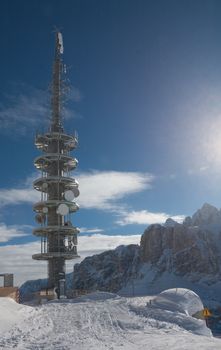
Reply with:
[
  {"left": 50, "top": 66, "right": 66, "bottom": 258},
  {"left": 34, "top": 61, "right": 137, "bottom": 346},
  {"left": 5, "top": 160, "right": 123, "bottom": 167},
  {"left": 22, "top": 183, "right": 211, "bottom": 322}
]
[{"left": 0, "top": 291, "right": 220, "bottom": 350}]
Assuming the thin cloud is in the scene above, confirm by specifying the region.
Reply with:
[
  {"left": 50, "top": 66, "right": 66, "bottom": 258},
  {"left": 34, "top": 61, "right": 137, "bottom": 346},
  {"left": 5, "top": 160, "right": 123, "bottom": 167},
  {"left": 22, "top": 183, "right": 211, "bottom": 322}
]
[
  {"left": 0, "top": 170, "right": 154, "bottom": 211},
  {"left": 0, "top": 83, "right": 82, "bottom": 135},
  {"left": 78, "top": 233, "right": 140, "bottom": 253},
  {"left": 79, "top": 227, "right": 104, "bottom": 234},
  {"left": 199, "top": 166, "right": 209, "bottom": 172},
  {"left": 116, "top": 210, "right": 185, "bottom": 226},
  {"left": 169, "top": 173, "right": 177, "bottom": 180},
  {"left": 187, "top": 166, "right": 209, "bottom": 176},
  {"left": 0, "top": 85, "right": 49, "bottom": 134},
  {"left": 0, "top": 242, "right": 47, "bottom": 285},
  {"left": 68, "top": 86, "right": 82, "bottom": 103},
  {"left": 0, "top": 234, "right": 140, "bottom": 285},
  {"left": 77, "top": 170, "right": 154, "bottom": 210},
  {"left": 0, "top": 172, "right": 183, "bottom": 229},
  {"left": 0, "top": 223, "right": 28, "bottom": 243},
  {"left": 0, "top": 188, "right": 39, "bottom": 208}
]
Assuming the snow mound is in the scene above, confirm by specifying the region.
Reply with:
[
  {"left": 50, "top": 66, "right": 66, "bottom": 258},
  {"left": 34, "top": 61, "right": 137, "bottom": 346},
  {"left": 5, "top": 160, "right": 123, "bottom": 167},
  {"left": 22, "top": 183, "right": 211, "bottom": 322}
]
[
  {"left": 0, "top": 298, "right": 31, "bottom": 333},
  {"left": 151, "top": 288, "right": 204, "bottom": 316},
  {"left": 128, "top": 289, "right": 211, "bottom": 337}
]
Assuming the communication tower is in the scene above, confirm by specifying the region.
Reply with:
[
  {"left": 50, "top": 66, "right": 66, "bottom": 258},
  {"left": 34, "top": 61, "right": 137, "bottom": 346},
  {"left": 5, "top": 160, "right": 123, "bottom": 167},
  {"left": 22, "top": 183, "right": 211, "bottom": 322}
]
[{"left": 32, "top": 32, "right": 80, "bottom": 296}]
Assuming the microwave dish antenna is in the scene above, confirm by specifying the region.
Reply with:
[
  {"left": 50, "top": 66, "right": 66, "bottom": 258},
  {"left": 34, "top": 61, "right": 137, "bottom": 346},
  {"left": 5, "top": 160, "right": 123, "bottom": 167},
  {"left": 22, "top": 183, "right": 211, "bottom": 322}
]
[
  {"left": 57, "top": 203, "right": 69, "bottom": 216},
  {"left": 64, "top": 190, "right": 75, "bottom": 201},
  {"left": 42, "top": 183, "right": 48, "bottom": 190},
  {"left": 73, "top": 187, "right": 80, "bottom": 198},
  {"left": 42, "top": 207, "right": 48, "bottom": 214}
]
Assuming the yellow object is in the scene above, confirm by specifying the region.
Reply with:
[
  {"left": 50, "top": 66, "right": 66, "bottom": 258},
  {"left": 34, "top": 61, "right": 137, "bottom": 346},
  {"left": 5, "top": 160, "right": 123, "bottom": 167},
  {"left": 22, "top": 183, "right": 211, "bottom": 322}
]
[{"left": 203, "top": 308, "right": 212, "bottom": 317}]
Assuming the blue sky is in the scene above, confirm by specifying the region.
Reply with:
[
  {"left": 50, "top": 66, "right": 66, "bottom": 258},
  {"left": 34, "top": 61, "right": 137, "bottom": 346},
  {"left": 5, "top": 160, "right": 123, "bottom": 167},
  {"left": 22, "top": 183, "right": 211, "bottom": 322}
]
[{"left": 1, "top": 0, "right": 221, "bottom": 283}]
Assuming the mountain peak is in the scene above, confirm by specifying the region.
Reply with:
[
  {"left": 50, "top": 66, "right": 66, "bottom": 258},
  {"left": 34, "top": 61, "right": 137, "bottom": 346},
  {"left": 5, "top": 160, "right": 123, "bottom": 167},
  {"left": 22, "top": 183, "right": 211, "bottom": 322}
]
[
  {"left": 191, "top": 203, "right": 221, "bottom": 227},
  {"left": 164, "top": 218, "right": 179, "bottom": 227},
  {"left": 201, "top": 203, "right": 218, "bottom": 211}
]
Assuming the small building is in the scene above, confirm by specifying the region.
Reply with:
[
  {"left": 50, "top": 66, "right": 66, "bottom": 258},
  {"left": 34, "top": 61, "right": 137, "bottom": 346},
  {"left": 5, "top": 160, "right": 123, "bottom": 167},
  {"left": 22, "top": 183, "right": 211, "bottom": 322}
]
[
  {"left": 0, "top": 274, "right": 19, "bottom": 303},
  {"left": 35, "top": 288, "right": 57, "bottom": 304}
]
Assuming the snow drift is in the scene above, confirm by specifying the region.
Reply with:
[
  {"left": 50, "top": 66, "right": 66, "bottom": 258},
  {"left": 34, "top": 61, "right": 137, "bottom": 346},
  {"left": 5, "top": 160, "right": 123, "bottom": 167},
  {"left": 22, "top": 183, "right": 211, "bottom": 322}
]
[{"left": 0, "top": 298, "right": 31, "bottom": 333}]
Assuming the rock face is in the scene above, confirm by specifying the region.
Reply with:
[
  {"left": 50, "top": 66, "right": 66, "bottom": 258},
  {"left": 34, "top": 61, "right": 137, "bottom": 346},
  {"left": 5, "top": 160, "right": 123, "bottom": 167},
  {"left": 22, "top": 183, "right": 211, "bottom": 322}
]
[
  {"left": 73, "top": 245, "right": 140, "bottom": 292},
  {"left": 140, "top": 203, "right": 221, "bottom": 280},
  {"left": 73, "top": 204, "right": 221, "bottom": 295},
  {"left": 140, "top": 223, "right": 220, "bottom": 276},
  {"left": 21, "top": 203, "right": 221, "bottom": 301}
]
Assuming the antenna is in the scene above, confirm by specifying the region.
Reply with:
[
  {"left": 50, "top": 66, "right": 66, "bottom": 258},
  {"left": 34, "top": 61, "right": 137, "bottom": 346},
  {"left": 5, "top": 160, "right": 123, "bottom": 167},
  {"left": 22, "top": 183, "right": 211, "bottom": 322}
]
[
  {"left": 42, "top": 207, "right": 48, "bottom": 214},
  {"left": 33, "top": 31, "right": 80, "bottom": 297},
  {"left": 50, "top": 31, "right": 65, "bottom": 133},
  {"left": 57, "top": 203, "right": 69, "bottom": 216},
  {"left": 58, "top": 32, "right": 64, "bottom": 54},
  {"left": 64, "top": 190, "right": 75, "bottom": 201}
]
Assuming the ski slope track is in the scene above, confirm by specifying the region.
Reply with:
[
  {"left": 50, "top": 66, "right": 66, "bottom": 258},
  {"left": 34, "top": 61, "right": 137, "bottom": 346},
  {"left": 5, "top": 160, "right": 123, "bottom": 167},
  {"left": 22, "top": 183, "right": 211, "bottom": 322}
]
[{"left": 0, "top": 293, "right": 220, "bottom": 350}]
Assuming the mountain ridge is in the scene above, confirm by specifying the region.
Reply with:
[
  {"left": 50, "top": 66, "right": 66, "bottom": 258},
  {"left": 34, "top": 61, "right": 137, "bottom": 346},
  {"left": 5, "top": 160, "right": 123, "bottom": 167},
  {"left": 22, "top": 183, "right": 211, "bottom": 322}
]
[
  {"left": 73, "top": 203, "right": 221, "bottom": 304},
  {"left": 20, "top": 203, "right": 221, "bottom": 304}
]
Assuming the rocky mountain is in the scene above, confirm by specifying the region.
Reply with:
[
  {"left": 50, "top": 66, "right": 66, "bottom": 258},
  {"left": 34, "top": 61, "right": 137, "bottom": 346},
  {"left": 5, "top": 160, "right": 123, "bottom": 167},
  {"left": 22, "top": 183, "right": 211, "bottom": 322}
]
[
  {"left": 184, "top": 203, "right": 221, "bottom": 228},
  {"left": 73, "top": 203, "right": 221, "bottom": 303},
  {"left": 73, "top": 245, "right": 140, "bottom": 293},
  {"left": 20, "top": 203, "right": 221, "bottom": 304},
  {"left": 140, "top": 222, "right": 220, "bottom": 276}
]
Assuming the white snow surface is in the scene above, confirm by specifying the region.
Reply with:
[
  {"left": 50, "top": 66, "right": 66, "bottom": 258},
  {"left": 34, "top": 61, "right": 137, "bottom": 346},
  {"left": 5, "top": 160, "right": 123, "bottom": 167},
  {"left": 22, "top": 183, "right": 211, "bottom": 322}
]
[
  {"left": 0, "top": 298, "right": 33, "bottom": 333},
  {"left": 0, "top": 292, "right": 220, "bottom": 350}
]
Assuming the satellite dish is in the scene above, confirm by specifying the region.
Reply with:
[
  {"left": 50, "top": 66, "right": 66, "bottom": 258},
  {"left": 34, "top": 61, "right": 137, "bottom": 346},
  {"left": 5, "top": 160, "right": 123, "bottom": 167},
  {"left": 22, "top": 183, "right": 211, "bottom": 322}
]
[
  {"left": 68, "top": 160, "right": 74, "bottom": 167},
  {"left": 42, "top": 207, "right": 48, "bottom": 214},
  {"left": 57, "top": 203, "right": 69, "bottom": 216},
  {"left": 64, "top": 190, "right": 75, "bottom": 201},
  {"left": 73, "top": 187, "right": 80, "bottom": 198},
  {"left": 35, "top": 214, "right": 45, "bottom": 224},
  {"left": 42, "top": 183, "right": 48, "bottom": 190},
  {"left": 70, "top": 159, "right": 78, "bottom": 168}
]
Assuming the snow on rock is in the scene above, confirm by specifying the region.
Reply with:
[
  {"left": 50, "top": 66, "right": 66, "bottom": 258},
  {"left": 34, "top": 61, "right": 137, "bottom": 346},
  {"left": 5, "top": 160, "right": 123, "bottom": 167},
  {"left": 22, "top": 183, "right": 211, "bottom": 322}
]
[
  {"left": 19, "top": 278, "right": 48, "bottom": 302},
  {"left": 73, "top": 244, "right": 140, "bottom": 293},
  {"left": 140, "top": 223, "right": 220, "bottom": 276},
  {"left": 19, "top": 203, "right": 221, "bottom": 305},
  {"left": 72, "top": 204, "right": 221, "bottom": 304}
]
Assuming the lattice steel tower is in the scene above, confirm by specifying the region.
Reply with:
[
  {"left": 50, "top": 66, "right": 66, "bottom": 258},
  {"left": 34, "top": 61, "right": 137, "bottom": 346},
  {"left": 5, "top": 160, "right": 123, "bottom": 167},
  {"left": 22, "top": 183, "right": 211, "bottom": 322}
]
[{"left": 32, "top": 32, "right": 80, "bottom": 294}]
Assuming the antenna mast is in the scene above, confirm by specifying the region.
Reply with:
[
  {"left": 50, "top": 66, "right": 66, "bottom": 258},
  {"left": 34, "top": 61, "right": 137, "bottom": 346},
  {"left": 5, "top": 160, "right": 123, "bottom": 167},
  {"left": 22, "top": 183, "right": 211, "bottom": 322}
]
[
  {"left": 32, "top": 31, "right": 80, "bottom": 298},
  {"left": 51, "top": 32, "right": 64, "bottom": 132}
]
